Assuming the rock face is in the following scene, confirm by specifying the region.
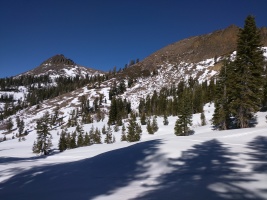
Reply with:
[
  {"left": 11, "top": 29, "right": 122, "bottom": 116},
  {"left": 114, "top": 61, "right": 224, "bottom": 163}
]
[{"left": 41, "top": 54, "right": 75, "bottom": 66}]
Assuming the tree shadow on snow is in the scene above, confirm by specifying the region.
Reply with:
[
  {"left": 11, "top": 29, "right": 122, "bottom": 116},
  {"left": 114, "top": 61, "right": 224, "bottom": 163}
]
[
  {"left": 246, "top": 136, "right": 267, "bottom": 173},
  {"left": 0, "top": 139, "right": 163, "bottom": 200},
  {"left": 133, "top": 139, "right": 263, "bottom": 200}
]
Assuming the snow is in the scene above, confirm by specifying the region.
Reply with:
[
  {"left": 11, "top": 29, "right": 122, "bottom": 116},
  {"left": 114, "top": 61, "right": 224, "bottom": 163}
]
[{"left": 1, "top": 104, "right": 267, "bottom": 200}]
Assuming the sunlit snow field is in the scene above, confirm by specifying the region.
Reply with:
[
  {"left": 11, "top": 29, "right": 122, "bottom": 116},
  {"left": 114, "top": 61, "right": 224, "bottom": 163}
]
[{"left": 0, "top": 104, "right": 267, "bottom": 200}]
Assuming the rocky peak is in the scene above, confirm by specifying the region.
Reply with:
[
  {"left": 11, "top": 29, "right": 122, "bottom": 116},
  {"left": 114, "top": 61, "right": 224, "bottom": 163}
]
[{"left": 41, "top": 54, "right": 75, "bottom": 66}]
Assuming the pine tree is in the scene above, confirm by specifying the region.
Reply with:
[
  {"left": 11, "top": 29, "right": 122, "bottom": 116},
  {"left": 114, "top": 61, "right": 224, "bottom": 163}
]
[
  {"left": 140, "top": 112, "right": 146, "bottom": 125},
  {"left": 228, "top": 15, "right": 265, "bottom": 128},
  {"left": 146, "top": 118, "right": 153, "bottom": 134},
  {"left": 152, "top": 116, "right": 159, "bottom": 133},
  {"left": 201, "top": 112, "right": 207, "bottom": 126},
  {"left": 105, "top": 125, "right": 113, "bottom": 144},
  {"left": 121, "top": 124, "right": 127, "bottom": 141},
  {"left": 58, "top": 129, "right": 67, "bottom": 152},
  {"left": 77, "top": 132, "right": 84, "bottom": 147},
  {"left": 94, "top": 128, "right": 102, "bottom": 144},
  {"left": 84, "top": 132, "right": 90, "bottom": 146},
  {"left": 18, "top": 119, "right": 25, "bottom": 136},
  {"left": 34, "top": 112, "right": 52, "bottom": 155},
  {"left": 108, "top": 97, "right": 117, "bottom": 125},
  {"left": 174, "top": 91, "right": 192, "bottom": 136},
  {"left": 163, "top": 113, "right": 169, "bottom": 125},
  {"left": 212, "top": 58, "right": 232, "bottom": 130},
  {"left": 127, "top": 113, "right": 142, "bottom": 142}
]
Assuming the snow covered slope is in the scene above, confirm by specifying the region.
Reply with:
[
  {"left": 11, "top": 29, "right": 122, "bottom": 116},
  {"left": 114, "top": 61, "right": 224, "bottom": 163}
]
[{"left": 0, "top": 104, "right": 267, "bottom": 200}]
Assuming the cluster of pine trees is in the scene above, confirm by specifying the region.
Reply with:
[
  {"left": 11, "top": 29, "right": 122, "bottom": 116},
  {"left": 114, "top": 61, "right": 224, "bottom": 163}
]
[
  {"left": 212, "top": 15, "right": 267, "bottom": 130},
  {"left": 0, "top": 74, "right": 107, "bottom": 120}
]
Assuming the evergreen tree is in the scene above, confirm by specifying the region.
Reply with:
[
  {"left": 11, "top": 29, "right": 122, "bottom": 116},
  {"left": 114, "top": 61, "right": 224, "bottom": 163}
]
[
  {"left": 84, "top": 132, "right": 90, "bottom": 146},
  {"left": 58, "top": 129, "right": 68, "bottom": 152},
  {"left": 127, "top": 113, "right": 142, "bottom": 142},
  {"left": 108, "top": 97, "right": 117, "bottom": 125},
  {"left": 163, "top": 113, "right": 169, "bottom": 125},
  {"left": 18, "top": 119, "right": 25, "bottom": 136},
  {"left": 212, "top": 58, "right": 232, "bottom": 130},
  {"left": 201, "top": 112, "right": 207, "bottom": 126},
  {"left": 152, "top": 116, "right": 159, "bottom": 133},
  {"left": 94, "top": 128, "right": 102, "bottom": 144},
  {"left": 77, "top": 132, "right": 84, "bottom": 147},
  {"left": 140, "top": 112, "right": 147, "bottom": 125},
  {"left": 34, "top": 112, "right": 52, "bottom": 155},
  {"left": 70, "top": 132, "right": 77, "bottom": 149},
  {"left": 174, "top": 91, "right": 192, "bottom": 136},
  {"left": 146, "top": 118, "right": 153, "bottom": 134},
  {"left": 105, "top": 125, "right": 113, "bottom": 144},
  {"left": 121, "top": 124, "right": 127, "bottom": 141},
  {"left": 228, "top": 15, "right": 265, "bottom": 128}
]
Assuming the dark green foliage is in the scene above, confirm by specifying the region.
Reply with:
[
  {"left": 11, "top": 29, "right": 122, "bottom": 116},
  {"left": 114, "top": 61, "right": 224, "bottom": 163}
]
[
  {"left": 121, "top": 124, "right": 127, "bottom": 141},
  {"left": 228, "top": 15, "right": 264, "bottom": 128},
  {"left": 84, "top": 132, "right": 91, "bottom": 146},
  {"left": 152, "top": 116, "right": 159, "bottom": 133},
  {"left": 163, "top": 114, "right": 169, "bottom": 125},
  {"left": 127, "top": 113, "right": 142, "bottom": 142},
  {"left": 58, "top": 129, "right": 68, "bottom": 152},
  {"left": 212, "top": 15, "right": 265, "bottom": 129},
  {"left": 34, "top": 112, "right": 52, "bottom": 155},
  {"left": 146, "top": 118, "right": 153, "bottom": 134},
  {"left": 105, "top": 125, "right": 113, "bottom": 144},
  {"left": 201, "top": 112, "right": 207, "bottom": 126},
  {"left": 140, "top": 112, "right": 147, "bottom": 125},
  {"left": 174, "top": 91, "right": 193, "bottom": 136},
  {"left": 212, "top": 59, "right": 232, "bottom": 130},
  {"left": 108, "top": 97, "right": 131, "bottom": 125}
]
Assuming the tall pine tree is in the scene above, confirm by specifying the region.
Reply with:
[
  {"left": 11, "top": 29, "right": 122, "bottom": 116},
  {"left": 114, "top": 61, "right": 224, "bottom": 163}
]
[{"left": 229, "top": 15, "right": 264, "bottom": 128}]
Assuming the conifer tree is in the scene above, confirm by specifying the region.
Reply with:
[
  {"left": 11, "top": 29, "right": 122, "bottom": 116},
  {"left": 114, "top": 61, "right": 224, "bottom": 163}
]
[
  {"left": 228, "top": 15, "right": 264, "bottom": 128},
  {"left": 84, "top": 132, "right": 90, "bottom": 146},
  {"left": 212, "top": 58, "right": 232, "bottom": 130},
  {"left": 127, "top": 113, "right": 142, "bottom": 142},
  {"left": 58, "top": 129, "right": 68, "bottom": 152},
  {"left": 105, "top": 125, "right": 113, "bottom": 144},
  {"left": 174, "top": 91, "right": 192, "bottom": 136},
  {"left": 121, "top": 124, "right": 127, "bottom": 141},
  {"left": 140, "top": 112, "right": 147, "bottom": 125},
  {"left": 34, "top": 112, "right": 52, "bottom": 155},
  {"left": 146, "top": 118, "right": 153, "bottom": 134},
  {"left": 77, "top": 132, "right": 84, "bottom": 147},
  {"left": 201, "top": 112, "right": 207, "bottom": 126},
  {"left": 163, "top": 113, "right": 169, "bottom": 125},
  {"left": 152, "top": 116, "right": 159, "bottom": 133},
  {"left": 93, "top": 128, "right": 102, "bottom": 144}
]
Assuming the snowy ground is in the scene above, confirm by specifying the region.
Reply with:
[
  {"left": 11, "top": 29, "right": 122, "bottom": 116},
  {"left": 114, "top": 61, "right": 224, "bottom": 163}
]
[{"left": 0, "top": 104, "right": 267, "bottom": 200}]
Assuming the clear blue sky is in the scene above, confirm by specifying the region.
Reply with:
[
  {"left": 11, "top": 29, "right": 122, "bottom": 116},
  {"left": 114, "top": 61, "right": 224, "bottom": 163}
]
[{"left": 0, "top": 0, "right": 267, "bottom": 78}]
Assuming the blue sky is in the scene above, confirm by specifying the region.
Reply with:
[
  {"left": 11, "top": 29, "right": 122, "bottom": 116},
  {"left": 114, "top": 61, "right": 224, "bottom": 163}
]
[{"left": 0, "top": 0, "right": 267, "bottom": 78}]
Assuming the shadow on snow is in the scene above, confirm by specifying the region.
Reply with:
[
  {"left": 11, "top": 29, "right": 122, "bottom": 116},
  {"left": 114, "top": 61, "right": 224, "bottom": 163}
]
[
  {"left": 133, "top": 139, "right": 263, "bottom": 200},
  {"left": 246, "top": 136, "right": 267, "bottom": 173},
  {"left": 0, "top": 139, "right": 163, "bottom": 200}
]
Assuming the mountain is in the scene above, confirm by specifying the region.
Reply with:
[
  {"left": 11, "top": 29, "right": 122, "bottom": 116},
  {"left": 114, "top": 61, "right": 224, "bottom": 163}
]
[
  {"left": 133, "top": 25, "right": 267, "bottom": 71},
  {"left": 20, "top": 54, "right": 104, "bottom": 78},
  {"left": 1, "top": 23, "right": 267, "bottom": 199}
]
